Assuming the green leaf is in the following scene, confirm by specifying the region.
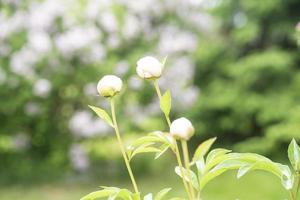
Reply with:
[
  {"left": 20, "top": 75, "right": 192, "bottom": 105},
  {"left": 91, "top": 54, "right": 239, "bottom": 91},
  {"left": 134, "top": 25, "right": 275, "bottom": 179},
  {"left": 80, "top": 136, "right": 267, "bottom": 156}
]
[
  {"left": 192, "top": 137, "right": 217, "bottom": 162},
  {"left": 127, "top": 142, "right": 158, "bottom": 161},
  {"left": 80, "top": 189, "right": 114, "bottom": 200},
  {"left": 160, "top": 90, "right": 171, "bottom": 117},
  {"left": 129, "top": 145, "right": 161, "bottom": 161},
  {"left": 130, "top": 132, "right": 173, "bottom": 149},
  {"left": 132, "top": 193, "right": 141, "bottom": 200},
  {"left": 155, "top": 143, "right": 170, "bottom": 159},
  {"left": 88, "top": 105, "right": 113, "bottom": 127},
  {"left": 175, "top": 166, "right": 199, "bottom": 190},
  {"left": 108, "top": 193, "right": 118, "bottom": 200},
  {"left": 195, "top": 158, "right": 205, "bottom": 178},
  {"left": 237, "top": 164, "right": 253, "bottom": 179},
  {"left": 288, "top": 138, "right": 300, "bottom": 171},
  {"left": 225, "top": 153, "right": 271, "bottom": 163},
  {"left": 154, "top": 188, "right": 172, "bottom": 200},
  {"left": 168, "top": 198, "right": 185, "bottom": 200},
  {"left": 206, "top": 148, "right": 232, "bottom": 164},
  {"left": 229, "top": 153, "right": 294, "bottom": 190},
  {"left": 161, "top": 56, "right": 168, "bottom": 70},
  {"left": 144, "top": 193, "right": 153, "bottom": 200},
  {"left": 149, "top": 131, "right": 176, "bottom": 151},
  {"left": 95, "top": 187, "right": 134, "bottom": 200},
  {"left": 116, "top": 189, "right": 133, "bottom": 200},
  {"left": 204, "top": 150, "right": 232, "bottom": 172},
  {"left": 200, "top": 160, "right": 246, "bottom": 190},
  {"left": 129, "top": 136, "right": 162, "bottom": 149},
  {"left": 221, "top": 153, "right": 283, "bottom": 177},
  {"left": 277, "top": 164, "right": 294, "bottom": 190},
  {"left": 236, "top": 161, "right": 283, "bottom": 179},
  {"left": 127, "top": 132, "right": 175, "bottom": 161},
  {"left": 251, "top": 161, "right": 281, "bottom": 177}
]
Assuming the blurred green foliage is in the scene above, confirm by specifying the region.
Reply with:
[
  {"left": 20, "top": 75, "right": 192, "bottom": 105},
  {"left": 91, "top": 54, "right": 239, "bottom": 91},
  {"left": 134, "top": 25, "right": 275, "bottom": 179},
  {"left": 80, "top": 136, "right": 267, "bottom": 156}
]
[{"left": 192, "top": 0, "right": 300, "bottom": 155}]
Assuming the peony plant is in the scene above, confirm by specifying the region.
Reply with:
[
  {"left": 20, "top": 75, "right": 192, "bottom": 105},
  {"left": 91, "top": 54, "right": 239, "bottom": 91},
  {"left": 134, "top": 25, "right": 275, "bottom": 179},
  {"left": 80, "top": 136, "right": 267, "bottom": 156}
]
[{"left": 81, "top": 56, "right": 300, "bottom": 200}]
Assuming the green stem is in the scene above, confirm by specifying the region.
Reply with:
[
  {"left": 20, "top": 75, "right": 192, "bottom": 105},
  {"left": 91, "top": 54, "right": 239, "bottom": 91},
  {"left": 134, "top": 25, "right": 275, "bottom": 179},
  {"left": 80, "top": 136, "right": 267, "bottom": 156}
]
[
  {"left": 110, "top": 98, "right": 139, "bottom": 194},
  {"left": 153, "top": 79, "right": 193, "bottom": 200},
  {"left": 198, "top": 192, "right": 202, "bottom": 200},
  {"left": 290, "top": 190, "right": 295, "bottom": 200},
  {"left": 181, "top": 140, "right": 196, "bottom": 200},
  {"left": 153, "top": 79, "right": 171, "bottom": 127},
  {"left": 175, "top": 141, "right": 193, "bottom": 200},
  {"left": 294, "top": 174, "right": 300, "bottom": 199}
]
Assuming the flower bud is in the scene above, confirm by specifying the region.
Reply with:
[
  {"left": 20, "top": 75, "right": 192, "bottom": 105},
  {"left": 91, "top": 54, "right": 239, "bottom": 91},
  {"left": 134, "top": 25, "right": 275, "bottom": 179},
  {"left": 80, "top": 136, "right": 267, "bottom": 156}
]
[
  {"left": 97, "top": 75, "right": 123, "bottom": 97},
  {"left": 136, "top": 56, "right": 162, "bottom": 79},
  {"left": 296, "top": 22, "right": 300, "bottom": 32},
  {"left": 170, "top": 117, "right": 195, "bottom": 140}
]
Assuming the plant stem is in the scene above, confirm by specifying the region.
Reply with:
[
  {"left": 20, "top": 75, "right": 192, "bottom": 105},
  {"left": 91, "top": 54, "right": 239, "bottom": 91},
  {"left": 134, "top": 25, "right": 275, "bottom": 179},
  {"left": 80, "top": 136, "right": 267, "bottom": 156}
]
[
  {"left": 153, "top": 79, "right": 171, "bottom": 127},
  {"left": 289, "top": 173, "right": 300, "bottom": 200},
  {"left": 110, "top": 98, "right": 139, "bottom": 194},
  {"left": 153, "top": 79, "right": 193, "bottom": 200},
  {"left": 181, "top": 140, "right": 196, "bottom": 200},
  {"left": 294, "top": 174, "right": 300, "bottom": 199},
  {"left": 289, "top": 190, "right": 295, "bottom": 200},
  {"left": 175, "top": 140, "right": 194, "bottom": 200}
]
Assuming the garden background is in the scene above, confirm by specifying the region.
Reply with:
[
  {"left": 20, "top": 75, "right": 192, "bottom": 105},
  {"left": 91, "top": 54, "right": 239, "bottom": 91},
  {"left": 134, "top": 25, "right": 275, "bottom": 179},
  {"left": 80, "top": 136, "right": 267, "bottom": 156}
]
[{"left": 0, "top": 0, "right": 300, "bottom": 199}]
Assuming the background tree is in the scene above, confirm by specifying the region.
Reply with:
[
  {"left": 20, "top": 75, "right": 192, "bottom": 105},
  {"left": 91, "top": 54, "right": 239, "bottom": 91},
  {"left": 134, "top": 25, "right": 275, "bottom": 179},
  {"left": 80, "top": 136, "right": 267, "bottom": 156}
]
[{"left": 192, "top": 0, "right": 300, "bottom": 155}]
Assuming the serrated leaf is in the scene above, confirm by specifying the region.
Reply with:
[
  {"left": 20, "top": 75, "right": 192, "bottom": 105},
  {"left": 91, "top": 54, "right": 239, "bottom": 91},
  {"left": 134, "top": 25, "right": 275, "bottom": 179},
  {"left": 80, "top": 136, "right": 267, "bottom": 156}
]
[
  {"left": 88, "top": 105, "right": 113, "bottom": 127},
  {"left": 154, "top": 188, "right": 171, "bottom": 200},
  {"left": 175, "top": 166, "right": 199, "bottom": 190},
  {"left": 288, "top": 138, "right": 300, "bottom": 171},
  {"left": 160, "top": 90, "right": 171, "bottom": 117},
  {"left": 192, "top": 137, "right": 217, "bottom": 162}
]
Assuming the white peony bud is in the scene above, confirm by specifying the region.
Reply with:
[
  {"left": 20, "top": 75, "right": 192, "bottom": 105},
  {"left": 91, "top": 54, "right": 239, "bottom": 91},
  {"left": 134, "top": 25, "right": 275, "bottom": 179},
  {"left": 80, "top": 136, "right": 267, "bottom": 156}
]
[
  {"left": 170, "top": 117, "right": 195, "bottom": 140},
  {"left": 136, "top": 56, "right": 162, "bottom": 79},
  {"left": 97, "top": 75, "right": 123, "bottom": 97},
  {"left": 296, "top": 22, "right": 300, "bottom": 32}
]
